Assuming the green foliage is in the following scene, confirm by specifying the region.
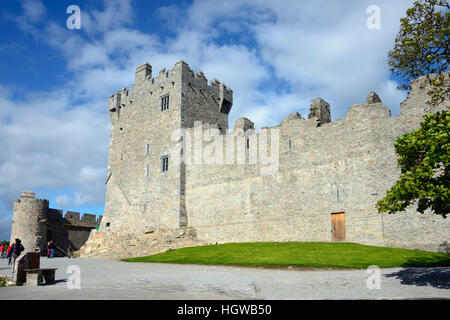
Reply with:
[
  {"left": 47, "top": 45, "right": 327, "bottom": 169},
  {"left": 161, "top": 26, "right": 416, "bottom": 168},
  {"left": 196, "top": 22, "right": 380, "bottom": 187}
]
[
  {"left": 380, "top": 0, "right": 450, "bottom": 217},
  {"left": 377, "top": 111, "right": 450, "bottom": 217},
  {"left": 387, "top": 0, "right": 449, "bottom": 104},
  {"left": 122, "top": 242, "right": 450, "bottom": 269}
]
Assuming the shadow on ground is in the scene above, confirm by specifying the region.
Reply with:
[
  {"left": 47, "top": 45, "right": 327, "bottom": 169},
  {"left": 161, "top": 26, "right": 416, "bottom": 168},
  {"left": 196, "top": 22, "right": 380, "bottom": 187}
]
[
  {"left": 53, "top": 279, "right": 67, "bottom": 285},
  {"left": 385, "top": 267, "right": 450, "bottom": 289}
]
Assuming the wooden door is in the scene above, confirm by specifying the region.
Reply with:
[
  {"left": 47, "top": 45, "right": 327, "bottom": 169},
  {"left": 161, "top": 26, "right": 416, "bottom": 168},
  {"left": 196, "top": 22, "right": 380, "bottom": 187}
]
[{"left": 331, "top": 212, "right": 346, "bottom": 241}]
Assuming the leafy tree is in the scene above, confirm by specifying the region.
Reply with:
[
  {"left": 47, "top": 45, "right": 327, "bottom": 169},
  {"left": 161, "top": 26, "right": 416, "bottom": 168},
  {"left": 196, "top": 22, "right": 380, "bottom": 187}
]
[
  {"left": 378, "top": 0, "right": 449, "bottom": 217},
  {"left": 377, "top": 111, "right": 449, "bottom": 217},
  {"left": 387, "top": 0, "right": 449, "bottom": 105}
]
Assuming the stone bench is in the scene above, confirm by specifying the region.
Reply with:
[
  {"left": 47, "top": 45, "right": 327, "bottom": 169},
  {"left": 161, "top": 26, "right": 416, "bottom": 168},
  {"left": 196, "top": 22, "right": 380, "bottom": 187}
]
[{"left": 23, "top": 268, "right": 57, "bottom": 286}]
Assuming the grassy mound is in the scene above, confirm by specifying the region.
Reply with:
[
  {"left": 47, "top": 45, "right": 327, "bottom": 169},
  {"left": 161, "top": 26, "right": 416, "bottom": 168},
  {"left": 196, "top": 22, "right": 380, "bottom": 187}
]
[{"left": 122, "top": 242, "right": 450, "bottom": 269}]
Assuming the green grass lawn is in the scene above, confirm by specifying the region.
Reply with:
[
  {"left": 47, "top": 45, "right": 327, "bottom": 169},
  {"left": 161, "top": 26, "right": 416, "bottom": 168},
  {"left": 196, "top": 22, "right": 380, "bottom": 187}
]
[{"left": 122, "top": 242, "right": 450, "bottom": 269}]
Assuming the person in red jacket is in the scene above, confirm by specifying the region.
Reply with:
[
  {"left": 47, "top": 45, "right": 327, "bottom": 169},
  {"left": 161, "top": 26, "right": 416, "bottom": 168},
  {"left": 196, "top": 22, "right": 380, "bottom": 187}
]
[
  {"left": 6, "top": 245, "right": 12, "bottom": 265},
  {"left": 0, "top": 244, "right": 4, "bottom": 259}
]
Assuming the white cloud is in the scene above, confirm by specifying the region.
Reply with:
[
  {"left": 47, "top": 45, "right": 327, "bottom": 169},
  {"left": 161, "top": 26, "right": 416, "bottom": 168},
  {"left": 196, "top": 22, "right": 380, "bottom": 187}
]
[
  {"left": 54, "top": 194, "right": 70, "bottom": 208},
  {"left": 81, "top": 0, "right": 135, "bottom": 34},
  {"left": 0, "top": 86, "right": 109, "bottom": 219},
  {"left": 4, "top": 0, "right": 47, "bottom": 38},
  {"left": 154, "top": 0, "right": 413, "bottom": 122},
  {"left": 21, "top": 0, "right": 46, "bottom": 23},
  {"left": 0, "top": 0, "right": 416, "bottom": 241}
]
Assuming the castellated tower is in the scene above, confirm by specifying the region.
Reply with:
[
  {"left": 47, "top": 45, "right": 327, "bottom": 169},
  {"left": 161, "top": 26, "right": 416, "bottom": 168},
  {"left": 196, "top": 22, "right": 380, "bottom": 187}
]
[
  {"left": 79, "top": 65, "right": 449, "bottom": 259},
  {"left": 10, "top": 191, "right": 47, "bottom": 254},
  {"left": 101, "top": 60, "right": 233, "bottom": 236},
  {"left": 9, "top": 190, "right": 101, "bottom": 256}
]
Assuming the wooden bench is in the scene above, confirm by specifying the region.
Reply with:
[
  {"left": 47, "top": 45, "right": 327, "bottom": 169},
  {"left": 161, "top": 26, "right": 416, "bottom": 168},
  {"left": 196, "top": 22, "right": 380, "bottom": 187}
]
[{"left": 23, "top": 268, "right": 57, "bottom": 286}]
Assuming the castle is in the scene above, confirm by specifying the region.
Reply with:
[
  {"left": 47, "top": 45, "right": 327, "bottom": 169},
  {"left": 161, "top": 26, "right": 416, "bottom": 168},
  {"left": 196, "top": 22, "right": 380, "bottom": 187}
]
[
  {"left": 73, "top": 60, "right": 450, "bottom": 259},
  {"left": 9, "top": 190, "right": 101, "bottom": 256}
]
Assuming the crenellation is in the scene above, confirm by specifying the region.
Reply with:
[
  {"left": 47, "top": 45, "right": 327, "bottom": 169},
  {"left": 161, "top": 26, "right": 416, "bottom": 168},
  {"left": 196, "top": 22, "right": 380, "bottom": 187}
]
[
  {"left": 108, "top": 88, "right": 130, "bottom": 119},
  {"left": 65, "top": 211, "right": 81, "bottom": 223},
  {"left": 367, "top": 92, "right": 382, "bottom": 104},
  {"left": 281, "top": 112, "right": 303, "bottom": 125},
  {"left": 400, "top": 72, "right": 450, "bottom": 116},
  {"left": 10, "top": 192, "right": 102, "bottom": 256},
  {"left": 76, "top": 62, "right": 449, "bottom": 259},
  {"left": 80, "top": 213, "right": 97, "bottom": 224},
  {"left": 345, "top": 99, "right": 391, "bottom": 121},
  {"left": 135, "top": 62, "right": 152, "bottom": 84},
  {"left": 194, "top": 70, "right": 207, "bottom": 83},
  {"left": 47, "top": 208, "right": 64, "bottom": 222},
  {"left": 234, "top": 117, "right": 255, "bottom": 132},
  {"left": 308, "top": 98, "right": 331, "bottom": 126}
]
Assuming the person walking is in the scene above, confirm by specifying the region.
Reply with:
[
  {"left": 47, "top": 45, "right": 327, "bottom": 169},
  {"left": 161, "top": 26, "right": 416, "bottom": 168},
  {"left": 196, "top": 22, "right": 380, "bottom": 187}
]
[
  {"left": 48, "top": 241, "right": 56, "bottom": 259},
  {"left": 46, "top": 241, "right": 51, "bottom": 258},
  {"left": 2, "top": 243, "right": 8, "bottom": 259},
  {"left": 6, "top": 245, "right": 12, "bottom": 265},
  {"left": 0, "top": 244, "right": 4, "bottom": 259},
  {"left": 10, "top": 239, "right": 24, "bottom": 273}
]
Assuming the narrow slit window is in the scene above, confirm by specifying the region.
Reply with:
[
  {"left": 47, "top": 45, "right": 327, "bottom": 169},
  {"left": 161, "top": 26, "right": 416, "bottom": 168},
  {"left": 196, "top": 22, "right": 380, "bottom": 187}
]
[
  {"left": 161, "top": 156, "right": 169, "bottom": 172},
  {"left": 160, "top": 94, "right": 170, "bottom": 111},
  {"left": 146, "top": 143, "right": 150, "bottom": 156}
]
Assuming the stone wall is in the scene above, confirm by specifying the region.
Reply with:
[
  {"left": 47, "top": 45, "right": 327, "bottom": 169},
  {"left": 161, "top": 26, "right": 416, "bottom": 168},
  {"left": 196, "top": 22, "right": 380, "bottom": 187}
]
[
  {"left": 78, "top": 62, "right": 449, "bottom": 259},
  {"left": 100, "top": 60, "right": 234, "bottom": 235},
  {"left": 10, "top": 191, "right": 47, "bottom": 254},
  {"left": 185, "top": 85, "right": 449, "bottom": 252},
  {"left": 10, "top": 191, "right": 101, "bottom": 256},
  {"left": 102, "top": 61, "right": 185, "bottom": 236}
]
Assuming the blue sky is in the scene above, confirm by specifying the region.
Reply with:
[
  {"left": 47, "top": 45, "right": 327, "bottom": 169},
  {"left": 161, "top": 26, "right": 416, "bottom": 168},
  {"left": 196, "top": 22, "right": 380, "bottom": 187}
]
[{"left": 0, "top": 0, "right": 415, "bottom": 241}]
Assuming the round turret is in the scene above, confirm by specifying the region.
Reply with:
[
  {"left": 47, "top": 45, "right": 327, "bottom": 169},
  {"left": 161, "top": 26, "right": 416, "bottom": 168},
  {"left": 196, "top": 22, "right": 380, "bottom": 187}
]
[{"left": 10, "top": 190, "right": 48, "bottom": 254}]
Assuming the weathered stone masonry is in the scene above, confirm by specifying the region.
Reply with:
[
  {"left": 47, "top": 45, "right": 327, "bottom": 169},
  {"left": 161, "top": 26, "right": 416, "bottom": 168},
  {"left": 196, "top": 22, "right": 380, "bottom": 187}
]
[
  {"left": 10, "top": 190, "right": 101, "bottom": 256},
  {"left": 79, "top": 60, "right": 449, "bottom": 258}
]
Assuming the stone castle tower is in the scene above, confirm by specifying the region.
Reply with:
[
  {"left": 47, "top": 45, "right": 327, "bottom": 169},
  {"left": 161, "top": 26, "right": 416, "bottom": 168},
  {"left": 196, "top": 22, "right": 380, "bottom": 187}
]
[
  {"left": 100, "top": 60, "right": 233, "bottom": 235},
  {"left": 10, "top": 191, "right": 47, "bottom": 253},
  {"left": 10, "top": 190, "right": 101, "bottom": 256},
  {"left": 79, "top": 62, "right": 449, "bottom": 259}
]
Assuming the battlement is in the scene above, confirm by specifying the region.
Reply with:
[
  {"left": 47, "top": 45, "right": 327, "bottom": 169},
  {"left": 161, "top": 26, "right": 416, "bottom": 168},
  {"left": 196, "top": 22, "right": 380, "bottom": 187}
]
[
  {"left": 46, "top": 208, "right": 101, "bottom": 228},
  {"left": 132, "top": 60, "right": 232, "bottom": 96},
  {"left": 229, "top": 79, "right": 439, "bottom": 135},
  {"left": 108, "top": 60, "right": 233, "bottom": 122},
  {"left": 13, "top": 191, "right": 102, "bottom": 228},
  {"left": 179, "top": 61, "right": 233, "bottom": 115},
  {"left": 15, "top": 191, "right": 49, "bottom": 209}
]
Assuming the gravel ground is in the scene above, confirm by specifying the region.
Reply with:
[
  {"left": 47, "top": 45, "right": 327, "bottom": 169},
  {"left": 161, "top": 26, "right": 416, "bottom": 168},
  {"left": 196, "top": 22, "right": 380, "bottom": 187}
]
[{"left": 0, "top": 257, "right": 449, "bottom": 300}]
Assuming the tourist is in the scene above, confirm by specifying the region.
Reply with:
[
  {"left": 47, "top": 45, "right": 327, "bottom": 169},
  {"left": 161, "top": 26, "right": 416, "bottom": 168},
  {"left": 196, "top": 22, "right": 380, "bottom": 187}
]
[
  {"left": 2, "top": 243, "right": 8, "bottom": 258},
  {"left": 46, "top": 241, "right": 51, "bottom": 258},
  {"left": 67, "top": 245, "right": 73, "bottom": 259},
  {"left": 48, "top": 241, "right": 56, "bottom": 258},
  {"left": 6, "top": 245, "right": 12, "bottom": 265},
  {"left": 10, "top": 239, "right": 24, "bottom": 273},
  {"left": 0, "top": 244, "right": 4, "bottom": 259}
]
